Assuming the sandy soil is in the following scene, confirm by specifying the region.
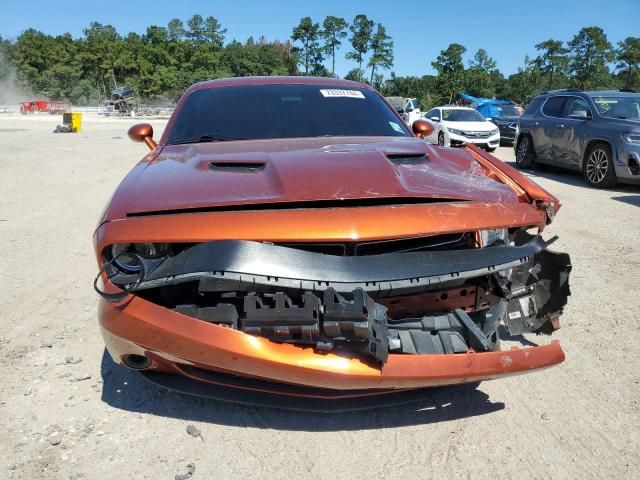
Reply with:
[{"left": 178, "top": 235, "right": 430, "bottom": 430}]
[{"left": 1, "top": 114, "right": 639, "bottom": 480}]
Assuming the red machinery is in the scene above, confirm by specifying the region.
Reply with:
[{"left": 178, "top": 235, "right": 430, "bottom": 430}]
[{"left": 20, "top": 100, "right": 70, "bottom": 115}]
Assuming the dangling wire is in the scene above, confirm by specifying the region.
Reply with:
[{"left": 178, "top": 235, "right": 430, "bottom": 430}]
[{"left": 93, "top": 252, "right": 146, "bottom": 303}]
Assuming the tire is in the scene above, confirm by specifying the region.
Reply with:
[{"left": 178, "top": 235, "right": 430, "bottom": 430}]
[
  {"left": 515, "top": 134, "right": 535, "bottom": 169},
  {"left": 485, "top": 147, "right": 497, "bottom": 153},
  {"left": 583, "top": 142, "right": 617, "bottom": 188},
  {"left": 438, "top": 131, "right": 446, "bottom": 146}
]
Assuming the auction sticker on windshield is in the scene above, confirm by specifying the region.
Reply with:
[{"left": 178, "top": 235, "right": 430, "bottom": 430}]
[{"left": 320, "top": 89, "right": 365, "bottom": 99}]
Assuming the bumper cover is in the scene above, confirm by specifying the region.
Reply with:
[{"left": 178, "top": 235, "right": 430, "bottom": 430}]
[{"left": 100, "top": 295, "right": 565, "bottom": 391}]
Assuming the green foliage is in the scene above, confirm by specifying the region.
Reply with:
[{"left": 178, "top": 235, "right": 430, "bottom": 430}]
[
  {"left": 3, "top": 17, "right": 629, "bottom": 111},
  {"left": 291, "top": 17, "right": 323, "bottom": 75},
  {"left": 616, "top": 37, "right": 640, "bottom": 90},
  {"left": 465, "top": 49, "right": 503, "bottom": 98},
  {"left": 532, "top": 39, "right": 569, "bottom": 90},
  {"left": 321, "top": 16, "right": 348, "bottom": 76},
  {"left": 5, "top": 15, "right": 296, "bottom": 104},
  {"left": 568, "top": 27, "right": 614, "bottom": 90},
  {"left": 367, "top": 24, "right": 393, "bottom": 84},
  {"left": 380, "top": 73, "right": 437, "bottom": 110},
  {"left": 346, "top": 14, "right": 374, "bottom": 81},
  {"left": 431, "top": 43, "right": 466, "bottom": 104}
]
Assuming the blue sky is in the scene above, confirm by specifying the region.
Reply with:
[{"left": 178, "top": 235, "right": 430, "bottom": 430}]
[{"left": 1, "top": 0, "right": 638, "bottom": 78}]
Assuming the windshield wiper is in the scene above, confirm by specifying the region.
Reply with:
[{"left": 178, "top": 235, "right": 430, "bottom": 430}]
[{"left": 171, "top": 134, "right": 248, "bottom": 145}]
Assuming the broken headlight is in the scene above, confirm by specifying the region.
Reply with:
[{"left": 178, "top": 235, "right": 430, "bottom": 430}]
[
  {"left": 109, "top": 243, "right": 168, "bottom": 273},
  {"left": 479, "top": 228, "right": 509, "bottom": 247}
]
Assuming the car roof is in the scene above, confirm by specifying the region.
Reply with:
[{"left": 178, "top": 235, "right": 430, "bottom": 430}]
[
  {"left": 437, "top": 106, "right": 476, "bottom": 111},
  {"left": 537, "top": 89, "right": 638, "bottom": 99},
  {"left": 187, "top": 76, "right": 370, "bottom": 92},
  {"left": 585, "top": 90, "right": 638, "bottom": 97}
]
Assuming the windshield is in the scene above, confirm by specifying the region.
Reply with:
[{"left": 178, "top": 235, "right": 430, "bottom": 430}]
[
  {"left": 494, "top": 104, "right": 520, "bottom": 117},
  {"left": 592, "top": 96, "right": 640, "bottom": 119},
  {"left": 167, "top": 84, "right": 411, "bottom": 144},
  {"left": 442, "top": 109, "right": 486, "bottom": 122}
]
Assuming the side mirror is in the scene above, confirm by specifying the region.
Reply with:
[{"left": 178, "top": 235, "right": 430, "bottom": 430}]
[
  {"left": 485, "top": 117, "right": 492, "bottom": 122},
  {"left": 405, "top": 107, "right": 414, "bottom": 113},
  {"left": 412, "top": 119, "right": 434, "bottom": 139},
  {"left": 429, "top": 116, "right": 440, "bottom": 123},
  {"left": 128, "top": 123, "right": 157, "bottom": 150},
  {"left": 568, "top": 111, "right": 590, "bottom": 120}
]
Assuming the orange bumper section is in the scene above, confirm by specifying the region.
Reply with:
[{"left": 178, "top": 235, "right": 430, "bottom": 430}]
[{"left": 100, "top": 295, "right": 565, "bottom": 392}]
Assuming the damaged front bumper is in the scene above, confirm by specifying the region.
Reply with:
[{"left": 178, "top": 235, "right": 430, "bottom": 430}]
[{"left": 98, "top": 233, "right": 571, "bottom": 397}]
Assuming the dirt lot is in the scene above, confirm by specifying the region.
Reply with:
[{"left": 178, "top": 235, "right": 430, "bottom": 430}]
[{"left": 1, "top": 114, "right": 639, "bottom": 480}]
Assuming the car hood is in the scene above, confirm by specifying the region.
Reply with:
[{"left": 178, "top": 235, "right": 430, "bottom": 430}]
[
  {"left": 443, "top": 121, "right": 496, "bottom": 132},
  {"left": 108, "top": 137, "right": 520, "bottom": 218}
]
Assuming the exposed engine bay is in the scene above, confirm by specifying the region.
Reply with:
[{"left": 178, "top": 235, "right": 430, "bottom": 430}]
[{"left": 97, "top": 230, "right": 571, "bottom": 365}]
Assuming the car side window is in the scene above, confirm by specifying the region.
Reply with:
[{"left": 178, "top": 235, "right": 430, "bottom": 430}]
[
  {"left": 542, "top": 97, "right": 567, "bottom": 118},
  {"left": 426, "top": 109, "right": 439, "bottom": 120},
  {"left": 524, "top": 97, "right": 544, "bottom": 115},
  {"left": 563, "top": 97, "right": 591, "bottom": 118}
]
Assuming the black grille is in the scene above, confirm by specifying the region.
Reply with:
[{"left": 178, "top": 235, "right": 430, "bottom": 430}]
[{"left": 277, "top": 233, "right": 472, "bottom": 256}]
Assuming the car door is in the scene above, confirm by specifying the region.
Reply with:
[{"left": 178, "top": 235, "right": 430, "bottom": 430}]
[
  {"left": 401, "top": 99, "right": 414, "bottom": 124},
  {"left": 535, "top": 96, "right": 567, "bottom": 163},
  {"left": 555, "top": 96, "right": 592, "bottom": 170}
]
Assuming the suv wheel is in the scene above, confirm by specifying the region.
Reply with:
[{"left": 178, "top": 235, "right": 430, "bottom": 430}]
[
  {"left": 515, "top": 135, "right": 535, "bottom": 169},
  {"left": 583, "top": 143, "right": 617, "bottom": 188}
]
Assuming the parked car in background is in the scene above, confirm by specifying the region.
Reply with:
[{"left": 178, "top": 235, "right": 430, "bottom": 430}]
[
  {"left": 423, "top": 106, "right": 500, "bottom": 151},
  {"left": 385, "top": 96, "right": 422, "bottom": 126},
  {"left": 459, "top": 93, "right": 521, "bottom": 145},
  {"left": 486, "top": 103, "right": 521, "bottom": 145},
  {"left": 515, "top": 89, "right": 640, "bottom": 187}
]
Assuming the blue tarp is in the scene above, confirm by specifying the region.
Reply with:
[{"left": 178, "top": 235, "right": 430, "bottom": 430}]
[{"left": 459, "top": 92, "right": 512, "bottom": 118}]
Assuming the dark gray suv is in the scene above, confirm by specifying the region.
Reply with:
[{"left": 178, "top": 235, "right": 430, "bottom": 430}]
[{"left": 514, "top": 89, "right": 640, "bottom": 187}]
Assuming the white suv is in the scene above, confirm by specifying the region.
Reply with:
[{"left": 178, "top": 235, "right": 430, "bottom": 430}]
[{"left": 423, "top": 106, "right": 500, "bottom": 151}]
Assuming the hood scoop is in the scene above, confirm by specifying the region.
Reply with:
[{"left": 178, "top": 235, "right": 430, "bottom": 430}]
[
  {"left": 209, "top": 160, "right": 266, "bottom": 172},
  {"left": 385, "top": 152, "right": 428, "bottom": 165}
]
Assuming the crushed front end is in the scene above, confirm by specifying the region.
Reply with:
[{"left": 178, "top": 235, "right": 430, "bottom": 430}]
[
  {"left": 93, "top": 141, "right": 572, "bottom": 410},
  {"left": 95, "top": 222, "right": 571, "bottom": 409}
]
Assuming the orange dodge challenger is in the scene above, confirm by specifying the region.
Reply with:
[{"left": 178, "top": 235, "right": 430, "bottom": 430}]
[{"left": 94, "top": 77, "right": 571, "bottom": 411}]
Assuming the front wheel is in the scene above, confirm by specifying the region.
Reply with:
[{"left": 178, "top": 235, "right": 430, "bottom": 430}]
[
  {"left": 485, "top": 146, "right": 497, "bottom": 152},
  {"left": 515, "top": 135, "right": 535, "bottom": 169},
  {"left": 438, "top": 131, "right": 446, "bottom": 146},
  {"left": 583, "top": 143, "right": 617, "bottom": 188}
]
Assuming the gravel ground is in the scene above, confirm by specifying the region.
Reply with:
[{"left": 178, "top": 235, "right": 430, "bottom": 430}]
[{"left": 1, "top": 114, "right": 639, "bottom": 479}]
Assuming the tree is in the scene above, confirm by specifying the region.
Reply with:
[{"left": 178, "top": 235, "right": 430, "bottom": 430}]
[
  {"left": 568, "top": 26, "right": 614, "bottom": 89},
  {"left": 346, "top": 14, "right": 374, "bottom": 81},
  {"left": 532, "top": 39, "right": 569, "bottom": 89},
  {"left": 502, "top": 55, "right": 543, "bottom": 104},
  {"left": 431, "top": 43, "right": 466, "bottom": 103},
  {"left": 367, "top": 23, "right": 393, "bottom": 84},
  {"left": 186, "top": 15, "right": 206, "bottom": 42},
  {"left": 167, "top": 19, "right": 185, "bottom": 41},
  {"left": 616, "top": 37, "right": 640, "bottom": 89},
  {"left": 320, "top": 16, "right": 348, "bottom": 76},
  {"left": 203, "top": 16, "right": 227, "bottom": 47},
  {"left": 291, "top": 17, "right": 322, "bottom": 75},
  {"left": 465, "top": 48, "right": 502, "bottom": 98},
  {"left": 344, "top": 68, "right": 366, "bottom": 83}
]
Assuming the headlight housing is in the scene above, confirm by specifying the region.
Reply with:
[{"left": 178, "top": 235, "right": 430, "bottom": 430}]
[
  {"left": 448, "top": 128, "right": 464, "bottom": 135},
  {"left": 490, "top": 128, "right": 499, "bottom": 135},
  {"left": 479, "top": 228, "right": 509, "bottom": 247},
  {"left": 622, "top": 132, "right": 640, "bottom": 144},
  {"left": 108, "top": 243, "right": 169, "bottom": 273}
]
